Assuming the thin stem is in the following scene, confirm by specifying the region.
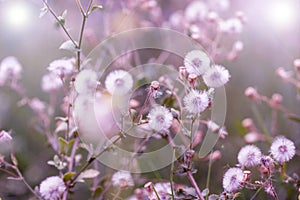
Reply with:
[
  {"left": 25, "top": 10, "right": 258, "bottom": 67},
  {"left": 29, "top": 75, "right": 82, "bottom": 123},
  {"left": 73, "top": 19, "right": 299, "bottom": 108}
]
[
  {"left": 205, "top": 152, "right": 213, "bottom": 200},
  {"left": 152, "top": 183, "right": 161, "bottom": 200},
  {"left": 187, "top": 171, "right": 204, "bottom": 200},
  {"left": 40, "top": 0, "right": 77, "bottom": 46},
  {"left": 112, "top": 188, "right": 121, "bottom": 200},
  {"left": 170, "top": 149, "right": 175, "bottom": 200},
  {"left": 13, "top": 166, "right": 42, "bottom": 200}
]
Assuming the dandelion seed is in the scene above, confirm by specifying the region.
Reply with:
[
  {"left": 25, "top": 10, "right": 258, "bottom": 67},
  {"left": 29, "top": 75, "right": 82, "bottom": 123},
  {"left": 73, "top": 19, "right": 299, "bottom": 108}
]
[
  {"left": 39, "top": 176, "right": 66, "bottom": 200},
  {"left": 203, "top": 65, "right": 230, "bottom": 88},
  {"left": 41, "top": 73, "right": 63, "bottom": 92},
  {"left": 112, "top": 170, "right": 134, "bottom": 189},
  {"left": 222, "top": 167, "right": 244, "bottom": 192},
  {"left": 270, "top": 136, "right": 295, "bottom": 163},
  {"left": 184, "top": 50, "right": 210, "bottom": 76},
  {"left": 74, "top": 69, "right": 98, "bottom": 94},
  {"left": 0, "top": 130, "right": 12, "bottom": 143},
  {"left": 47, "top": 58, "right": 75, "bottom": 77},
  {"left": 148, "top": 106, "right": 173, "bottom": 133},
  {"left": 237, "top": 145, "right": 262, "bottom": 167},
  {"left": 184, "top": 90, "right": 209, "bottom": 114},
  {"left": 105, "top": 70, "right": 133, "bottom": 96}
]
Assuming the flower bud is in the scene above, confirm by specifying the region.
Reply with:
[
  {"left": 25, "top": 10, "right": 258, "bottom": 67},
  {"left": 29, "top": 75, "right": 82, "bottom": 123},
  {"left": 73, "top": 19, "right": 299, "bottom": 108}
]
[
  {"left": 188, "top": 73, "right": 197, "bottom": 88},
  {"left": 244, "top": 87, "right": 260, "bottom": 100}
]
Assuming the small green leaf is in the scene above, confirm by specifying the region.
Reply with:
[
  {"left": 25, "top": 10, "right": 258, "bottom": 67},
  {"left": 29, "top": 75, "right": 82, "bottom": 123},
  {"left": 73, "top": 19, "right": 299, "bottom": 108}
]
[
  {"left": 287, "top": 114, "right": 300, "bottom": 123},
  {"left": 63, "top": 172, "right": 75, "bottom": 182},
  {"left": 59, "top": 40, "right": 79, "bottom": 53},
  {"left": 92, "top": 186, "right": 103, "bottom": 198},
  {"left": 57, "top": 10, "right": 67, "bottom": 26},
  {"left": 58, "top": 137, "right": 67, "bottom": 154},
  {"left": 91, "top": 5, "right": 104, "bottom": 12}
]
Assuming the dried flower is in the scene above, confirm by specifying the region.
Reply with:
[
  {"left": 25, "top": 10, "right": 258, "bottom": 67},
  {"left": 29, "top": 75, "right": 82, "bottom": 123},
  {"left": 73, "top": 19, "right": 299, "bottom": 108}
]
[
  {"left": 237, "top": 145, "right": 262, "bottom": 167},
  {"left": 105, "top": 70, "right": 133, "bottom": 95},
  {"left": 0, "top": 130, "right": 12, "bottom": 143},
  {"left": 39, "top": 176, "right": 66, "bottom": 200},
  {"left": 184, "top": 90, "right": 209, "bottom": 114},
  {"left": 270, "top": 136, "right": 296, "bottom": 163},
  {"left": 112, "top": 170, "right": 134, "bottom": 189},
  {"left": 74, "top": 69, "right": 98, "bottom": 94},
  {"left": 148, "top": 106, "right": 173, "bottom": 133},
  {"left": 184, "top": 50, "right": 210, "bottom": 76},
  {"left": 203, "top": 65, "right": 230, "bottom": 88},
  {"left": 222, "top": 167, "right": 244, "bottom": 192}
]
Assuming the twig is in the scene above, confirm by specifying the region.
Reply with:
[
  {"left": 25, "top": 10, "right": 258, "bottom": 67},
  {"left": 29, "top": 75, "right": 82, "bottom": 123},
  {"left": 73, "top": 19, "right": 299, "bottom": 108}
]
[{"left": 187, "top": 171, "right": 204, "bottom": 200}]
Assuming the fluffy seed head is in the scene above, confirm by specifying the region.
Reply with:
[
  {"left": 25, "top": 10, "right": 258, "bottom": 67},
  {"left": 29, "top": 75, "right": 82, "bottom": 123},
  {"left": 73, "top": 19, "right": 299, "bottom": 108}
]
[
  {"left": 184, "top": 50, "right": 210, "bottom": 76},
  {"left": 184, "top": 90, "right": 209, "bottom": 114},
  {"left": 74, "top": 69, "right": 98, "bottom": 94},
  {"left": 270, "top": 136, "right": 296, "bottom": 163},
  {"left": 105, "top": 70, "right": 133, "bottom": 96},
  {"left": 222, "top": 167, "right": 244, "bottom": 192},
  {"left": 112, "top": 170, "right": 134, "bottom": 189},
  {"left": 203, "top": 65, "right": 230, "bottom": 88},
  {"left": 148, "top": 106, "right": 173, "bottom": 133},
  {"left": 237, "top": 145, "right": 262, "bottom": 167},
  {"left": 39, "top": 176, "right": 66, "bottom": 200}
]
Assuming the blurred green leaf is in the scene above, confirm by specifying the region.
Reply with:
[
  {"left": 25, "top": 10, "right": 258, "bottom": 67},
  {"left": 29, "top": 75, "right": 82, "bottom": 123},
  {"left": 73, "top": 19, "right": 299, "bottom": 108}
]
[
  {"left": 63, "top": 172, "right": 75, "bottom": 182},
  {"left": 92, "top": 186, "right": 103, "bottom": 198},
  {"left": 287, "top": 114, "right": 300, "bottom": 123}
]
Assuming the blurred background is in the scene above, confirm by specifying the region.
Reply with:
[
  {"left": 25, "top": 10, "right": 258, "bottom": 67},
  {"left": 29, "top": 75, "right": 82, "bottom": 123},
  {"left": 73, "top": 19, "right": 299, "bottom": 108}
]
[{"left": 0, "top": 0, "right": 299, "bottom": 199}]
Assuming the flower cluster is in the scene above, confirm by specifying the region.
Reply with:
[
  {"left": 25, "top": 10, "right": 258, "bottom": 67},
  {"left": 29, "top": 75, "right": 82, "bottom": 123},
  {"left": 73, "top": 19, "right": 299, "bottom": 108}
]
[{"left": 222, "top": 136, "right": 296, "bottom": 196}]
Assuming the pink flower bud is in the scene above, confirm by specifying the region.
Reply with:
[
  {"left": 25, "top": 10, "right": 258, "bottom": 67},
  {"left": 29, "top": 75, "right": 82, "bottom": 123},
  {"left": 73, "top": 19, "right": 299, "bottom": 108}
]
[
  {"left": 276, "top": 67, "right": 292, "bottom": 80},
  {"left": 271, "top": 93, "right": 283, "bottom": 105},
  {"left": 179, "top": 66, "right": 187, "bottom": 80},
  {"left": 244, "top": 87, "right": 260, "bottom": 100},
  {"left": 188, "top": 73, "right": 197, "bottom": 88}
]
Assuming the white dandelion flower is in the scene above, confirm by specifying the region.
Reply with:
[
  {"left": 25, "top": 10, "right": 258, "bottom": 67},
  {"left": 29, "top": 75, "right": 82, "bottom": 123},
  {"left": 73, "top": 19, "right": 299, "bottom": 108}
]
[
  {"left": 270, "top": 136, "right": 296, "bottom": 163},
  {"left": 41, "top": 73, "right": 63, "bottom": 92},
  {"left": 105, "top": 70, "right": 133, "bottom": 96},
  {"left": 0, "top": 130, "right": 12, "bottom": 143},
  {"left": 74, "top": 69, "right": 98, "bottom": 94},
  {"left": 47, "top": 58, "right": 75, "bottom": 77},
  {"left": 148, "top": 106, "right": 173, "bottom": 133},
  {"left": 184, "top": 90, "right": 209, "bottom": 114},
  {"left": 39, "top": 176, "right": 66, "bottom": 200},
  {"left": 222, "top": 167, "right": 244, "bottom": 192},
  {"left": 184, "top": 50, "right": 210, "bottom": 76},
  {"left": 237, "top": 145, "right": 262, "bottom": 167},
  {"left": 203, "top": 65, "right": 230, "bottom": 88},
  {"left": 112, "top": 170, "right": 134, "bottom": 189}
]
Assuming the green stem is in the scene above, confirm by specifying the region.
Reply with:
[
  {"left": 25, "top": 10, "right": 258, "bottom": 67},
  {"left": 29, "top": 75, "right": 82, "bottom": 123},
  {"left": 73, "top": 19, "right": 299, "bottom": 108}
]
[{"left": 40, "top": 0, "right": 77, "bottom": 47}]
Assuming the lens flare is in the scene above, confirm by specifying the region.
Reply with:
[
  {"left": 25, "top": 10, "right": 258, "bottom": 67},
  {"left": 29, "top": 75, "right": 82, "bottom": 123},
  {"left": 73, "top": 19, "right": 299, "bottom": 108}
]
[
  {"left": 4, "top": 1, "right": 31, "bottom": 29},
  {"left": 267, "top": 1, "right": 297, "bottom": 29}
]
